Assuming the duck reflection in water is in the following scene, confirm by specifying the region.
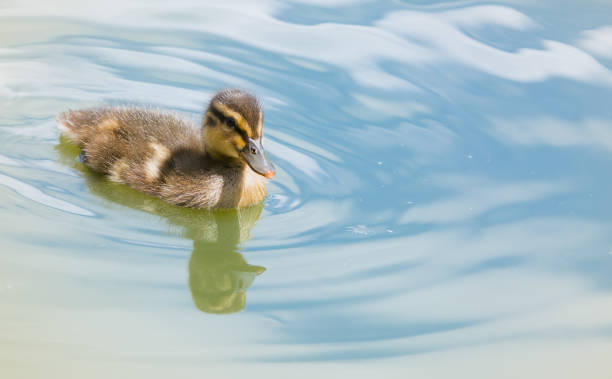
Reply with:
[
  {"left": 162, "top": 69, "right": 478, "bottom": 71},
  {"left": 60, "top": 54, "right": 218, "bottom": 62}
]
[
  {"left": 188, "top": 212, "right": 265, "bottom": 314},
  {"left": 56, "top": 137, "right": 265, "bottom": 314}
]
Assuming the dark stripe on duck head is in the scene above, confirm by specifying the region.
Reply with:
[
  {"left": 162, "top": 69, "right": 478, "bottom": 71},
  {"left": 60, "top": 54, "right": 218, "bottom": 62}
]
[{"left": 210, "top": 104, "right": 250, "bottom": 143}]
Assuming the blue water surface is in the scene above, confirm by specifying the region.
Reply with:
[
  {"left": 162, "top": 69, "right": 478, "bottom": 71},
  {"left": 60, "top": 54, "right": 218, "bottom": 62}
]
[{"left": 1, "top": 1, "right": 611, "bottom": 378}]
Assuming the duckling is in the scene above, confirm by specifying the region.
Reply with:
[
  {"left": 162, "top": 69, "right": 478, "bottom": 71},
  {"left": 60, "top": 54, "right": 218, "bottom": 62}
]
[{"left": 56, "top": 89, "right": 275, "bottom": 209}]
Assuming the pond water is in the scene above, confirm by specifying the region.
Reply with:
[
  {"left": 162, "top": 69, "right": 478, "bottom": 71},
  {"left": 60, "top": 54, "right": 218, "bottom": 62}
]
[{"left": 1, "top": 1, "right": 612, "bottom": 377}]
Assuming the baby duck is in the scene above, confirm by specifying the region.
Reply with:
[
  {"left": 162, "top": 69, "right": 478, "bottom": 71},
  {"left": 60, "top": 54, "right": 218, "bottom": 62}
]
[{"left": 57, "top": 89, "right": 275, "bottom": 209}]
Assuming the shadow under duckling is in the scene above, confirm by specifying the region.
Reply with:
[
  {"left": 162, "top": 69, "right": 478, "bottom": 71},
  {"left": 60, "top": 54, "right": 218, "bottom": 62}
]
[
  {"left": 56, "top": 89, "right": 275, "bottom": 209},
  {"left": 56, "top": 136, "right": 266, "bottom": 314}
]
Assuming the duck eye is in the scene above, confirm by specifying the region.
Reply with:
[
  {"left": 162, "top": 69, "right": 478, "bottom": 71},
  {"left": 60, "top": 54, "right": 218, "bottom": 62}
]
[{"left": 227, "top": 117, "right": 236, "bottom": 128}]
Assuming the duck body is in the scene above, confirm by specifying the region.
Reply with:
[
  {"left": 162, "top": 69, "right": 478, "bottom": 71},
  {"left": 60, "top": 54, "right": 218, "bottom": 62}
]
[{"left": 57, "top": 90, "right": 274, "bottom": 209}]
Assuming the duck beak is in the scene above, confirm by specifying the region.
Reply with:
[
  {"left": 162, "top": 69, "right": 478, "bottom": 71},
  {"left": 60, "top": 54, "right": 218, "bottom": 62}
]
[{"left": 241, "top": 138, "right": 275, "bottom": 178}]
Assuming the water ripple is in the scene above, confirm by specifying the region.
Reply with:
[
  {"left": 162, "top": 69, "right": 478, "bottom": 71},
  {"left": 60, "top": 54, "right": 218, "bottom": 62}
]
[{"left": 0, "top": 172, "right": 94, "bottom": 216}]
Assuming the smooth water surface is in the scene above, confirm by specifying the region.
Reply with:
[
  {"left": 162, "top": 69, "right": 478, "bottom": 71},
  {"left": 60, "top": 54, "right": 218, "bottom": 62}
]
[{"left": 1, "top": 1, "right": 612, "bottom": 377}]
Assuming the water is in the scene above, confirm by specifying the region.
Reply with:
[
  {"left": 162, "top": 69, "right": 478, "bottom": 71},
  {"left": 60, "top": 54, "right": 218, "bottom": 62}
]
[{"left": 2, "top": 1, "right": 612, "bottom": 377}]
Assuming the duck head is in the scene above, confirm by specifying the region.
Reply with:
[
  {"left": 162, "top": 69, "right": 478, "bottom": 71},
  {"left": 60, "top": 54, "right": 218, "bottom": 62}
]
[{"left": 202, "top": 89, "right": 275, "bottom": 178}]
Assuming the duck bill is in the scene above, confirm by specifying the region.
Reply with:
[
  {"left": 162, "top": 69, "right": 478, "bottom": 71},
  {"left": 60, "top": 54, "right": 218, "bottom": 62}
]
[{"left": 241, "top": 138, "right": 275, "bottom": 178}]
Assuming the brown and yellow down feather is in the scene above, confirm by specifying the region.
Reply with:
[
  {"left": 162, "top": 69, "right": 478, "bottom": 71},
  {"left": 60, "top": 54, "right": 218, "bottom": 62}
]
[{"left": 56, "top": 106, "right": 266, "bottom": 209}]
